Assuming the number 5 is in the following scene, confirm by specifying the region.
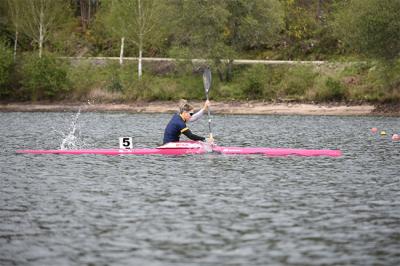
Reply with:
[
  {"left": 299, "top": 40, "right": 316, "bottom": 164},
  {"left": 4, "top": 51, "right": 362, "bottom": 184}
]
[{"left": 119, "top": 137, "right": 133, "bottom": 149}]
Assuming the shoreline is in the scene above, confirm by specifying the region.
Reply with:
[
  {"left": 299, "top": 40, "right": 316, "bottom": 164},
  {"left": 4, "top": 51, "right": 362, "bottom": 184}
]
[{"left": 0, "top": 101, "right": 398, "bottom": 116}]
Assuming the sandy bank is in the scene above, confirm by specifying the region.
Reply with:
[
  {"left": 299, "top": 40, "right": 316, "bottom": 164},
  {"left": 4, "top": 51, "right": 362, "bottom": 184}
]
[{"left": 0, "top": 101, "right": 391, "bottom": 116}]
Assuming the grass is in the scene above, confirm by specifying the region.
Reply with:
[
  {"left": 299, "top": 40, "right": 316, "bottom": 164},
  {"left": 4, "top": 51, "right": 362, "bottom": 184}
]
[{"left": 2, "top": 53, "right": 400, "bottom": 104}]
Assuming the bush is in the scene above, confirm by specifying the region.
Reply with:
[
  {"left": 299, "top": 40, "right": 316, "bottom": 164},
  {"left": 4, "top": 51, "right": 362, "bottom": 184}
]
[
  {"left": 278, "top": 65, "right": 316, "bottom": 99},
  {"left": 105, "top": 62, "right": 124, "bottom": 92},
  {"left": 67, "top": 61, "right": 102, "bottom": 99},
  {"left": 121, "top": 72, "right": 203, "bottom": 102},
  {"left": 343, "top": 60, "right": 400, "bottom": 102},
  {"left": 21, "top": 53, "right": 70, "bottom": 101},
  {"left": 0, "top": 40, "right": 14, "bottom": 98},
  {"left": 215, "top": 84, "right": 243, "bottom": 100},
  {"left": 30, "top": 58, "right": 398, "bottom": 104},
  {"left": 316, "top": 77, "right": 347, "bottom": 101},
  {"left": 334, "top": 0, "right": 400, "bottom": 60},
  {"left": 239, "top": 65, "right": 268, "bottom": 99}
]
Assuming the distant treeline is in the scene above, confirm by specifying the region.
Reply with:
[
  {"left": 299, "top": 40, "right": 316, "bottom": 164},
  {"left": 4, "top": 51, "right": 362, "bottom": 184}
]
[{"left": 0, "top": 0, "right": 399, "bottom": 103}]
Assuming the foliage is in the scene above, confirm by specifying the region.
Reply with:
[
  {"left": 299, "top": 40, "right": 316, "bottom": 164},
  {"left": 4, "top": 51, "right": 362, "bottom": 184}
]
[
  {"left": 0, "top": 39, "right": 14, "bottom": 98},
  {"left": 16, "top": 0, "right": 73, "bottom": 57},
  {"left": 170, "top": 0, "right": 230, "bottom": 63},
  {"left": 16, "top": 58, "right": 399, "bottom": 103},
  {"left": 225, "top": 0, "right": 284, "bottom": 50},
  {"left": 278, "top": 65, "right": 316, "bottom": 98},
  {"left": 362, "top": 61, "right": 400, "bottom": 102},
  {"left": 20, "top": 53, "right": 70, "bottom": 100},
  {"left": 100, "top": 0, "right": 169, "bottom": 52},
  {"left": 170, "top": 0, "right": 284, "bottom": 82},
  {"left": 99, "top": 0, "right": 171, "bottom": 79},
  {"left": 122, "top": 67, "right": 204, "bottom": 101},
  {"left": 238, "top": 65, "right": 268, "bottom": 99},
  {"left": 334, "top": 0, "right": 400, "bottom": 61},
  {"left": 315, "top": 77, "right": 347, "bottom": 102},
  {"left": 67, "top": 61, "right": 103, "bottom": 99},
  {"left": 0, "top": 0, "right": 399, "bottom": 103},
  {"left": 279, "top": 0, "right": 322, "bottom": 58},
  {"left": 49, "top": 18, "right": 82, "bottom": 56}
]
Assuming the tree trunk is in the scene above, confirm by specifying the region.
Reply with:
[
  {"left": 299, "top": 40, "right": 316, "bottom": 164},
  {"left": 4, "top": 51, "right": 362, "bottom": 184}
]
[
  {"left": 138, "top": 49, "right": 142, "bottom": 80},
  {"left": 226, "top": 59, "right": 233, "bottom": 82},
  {"left": 39, "top": 8, "right": 44, "bottom": 58},
  {"left": 214, "top": 59, "right": 224, "bottom": 82},
  {"left": 119, "top": 37, "right": 125, "bottom": 65},
  {"left": 138, "top": 0, "right": 143, "bottom": 80},
  {"left": 80, "top": 0, "right": 88, "bottom": 30},
  {"left": 13, "top": 30, "right": 18, "bottom": 62},
  {"left": 88, "top": 0, "right": 91, "bottom": 24}
]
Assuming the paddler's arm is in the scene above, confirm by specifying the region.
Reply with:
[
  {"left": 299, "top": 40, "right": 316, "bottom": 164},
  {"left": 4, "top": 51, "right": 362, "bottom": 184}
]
[
  {"left": 188, "top": 100, "right": 210, "bottom": 122},
  {"left": 189, "top": 109, "right": 204, "bottom": 122},
  {"left": 181, "top": 128, "right": 205, "bottom": 141}
]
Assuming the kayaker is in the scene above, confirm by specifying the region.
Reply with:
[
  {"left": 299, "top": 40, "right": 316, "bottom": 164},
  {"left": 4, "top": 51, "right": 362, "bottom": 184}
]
[{"left": 163, "top": 100, "right": 213, "bottom": 144}]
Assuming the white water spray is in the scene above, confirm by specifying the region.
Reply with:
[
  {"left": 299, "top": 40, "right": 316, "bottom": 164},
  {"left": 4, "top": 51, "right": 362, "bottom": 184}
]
[{"left": 60, "top": 108, "right": 83, "bottom": 150}]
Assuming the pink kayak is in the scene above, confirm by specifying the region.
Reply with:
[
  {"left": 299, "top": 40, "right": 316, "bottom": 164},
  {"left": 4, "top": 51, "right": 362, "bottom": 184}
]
[
  {"left": 16, "top": 142, "right": 207, "bottom": 156},
  {"left": 16, "top": 141, "right": 342, "bottom": 157},
  {"left": 212, "top": 146, "right": 342, "bottom": 157}
]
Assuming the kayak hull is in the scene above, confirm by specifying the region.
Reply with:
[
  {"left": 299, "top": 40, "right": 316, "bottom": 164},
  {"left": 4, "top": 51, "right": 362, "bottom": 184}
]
[
  {"left": 16, "top": 141, "right": 342, "bottom": 157},
  {"left": 16, "top": 148, "right": 206, "bottom": 156},
  {"left": 214, "top": 146, "right": 342, "bottom": 157}
]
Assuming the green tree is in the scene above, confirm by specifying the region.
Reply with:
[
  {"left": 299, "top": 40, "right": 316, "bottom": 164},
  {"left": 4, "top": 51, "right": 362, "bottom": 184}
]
[
  {"left": 78, "top": 0, "right": 100, "bottom": 31},
  {"left": 223, "top": 0, "right": 283, "bottom": 80},
  {"left": 277, "top": 0, "right": 345, "bottom": 59},
  {"left": 170, "top": 0, "right": 229, "bottom": 56},
  {"left": 280, "top": 0, "right": 320, "bottom": 58},
  {"left": 170, "top": 0, "right": 233, "bottom": 81},
  {"left": 0, "top": 39, "right": 14, "bottom": 97},
  {"left": 171, "top": 0, "right": 284, "bottom": 81},
  {"left": 0, "top": 1, "right": 9, "bottom": 38},
  {"left": 6, "top": 0, "right": 24, "bottom": 61},
  {"left": 21, "top": 53, "right": 70, "bottom": 100},
  {"left": 101, "top": 0, "right": 168, "bottom": 80},
  {"left": 17, "top": 0, "right": 72, "bottom": 58},
  {"left": 225, "top": 0, "right": 284, "bottom": 50},
  {"left": 334, "top": 0, "right": 400, "bottom": 61}
]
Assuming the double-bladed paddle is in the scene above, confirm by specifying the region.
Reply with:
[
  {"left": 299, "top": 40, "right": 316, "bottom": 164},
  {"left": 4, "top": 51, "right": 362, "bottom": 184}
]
[{"left": 202, "top": 67, "right": 212, "bottom": 139}]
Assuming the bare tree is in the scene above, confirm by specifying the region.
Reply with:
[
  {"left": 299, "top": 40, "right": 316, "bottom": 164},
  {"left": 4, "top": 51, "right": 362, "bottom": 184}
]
[
  {"left": 6, "top": 0, "right": 23, "bottom": 61},
  {"left": 102, "top": 0, "right": 167, "bottom": 80},
  {"left": 18, "top": 0, "right": 71, "bottom": 58}
]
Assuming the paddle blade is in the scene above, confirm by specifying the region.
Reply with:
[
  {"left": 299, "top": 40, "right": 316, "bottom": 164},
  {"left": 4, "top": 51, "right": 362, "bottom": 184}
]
[{"left": 202, "top": 68, "right": 212, "bottom": 94}]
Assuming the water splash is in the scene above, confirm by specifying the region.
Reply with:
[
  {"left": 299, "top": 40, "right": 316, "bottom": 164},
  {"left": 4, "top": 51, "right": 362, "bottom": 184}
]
[{"left": 60, "top": 108, "right": 85, "bottom": 150}]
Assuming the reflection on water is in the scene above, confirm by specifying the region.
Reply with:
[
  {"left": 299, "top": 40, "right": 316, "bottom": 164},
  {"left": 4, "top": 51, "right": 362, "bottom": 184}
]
[{"left": 1, "top": 112, "right": 399, "bottom": 265}]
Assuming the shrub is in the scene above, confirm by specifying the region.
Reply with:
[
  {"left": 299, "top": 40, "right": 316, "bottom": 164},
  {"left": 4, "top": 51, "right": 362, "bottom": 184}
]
[
  {"left": 21, "top": 53, "right": 70, "bottom": 101},
  {"left": 278, "top": 65, "right": 316, "bottom": 99},
  {"left": 0, "top": 40, "right": 14, "bottom": 98},
  {"left": 106, "top": 62, "right": 123, "bottom": 92},
  {"left": 215, "top": 84, "right": 243, "bottom": 100},
  {"left": 345, "top": 60, "right": 400, "bottom": 102},
  {"left": 316, "top": 77, "right": 347, "bottom": 101},
  {"left": 67, "top": 61, "right": 102, "bottom": 100},
  {"left": 239, "top": 65, "right": 267, "bottom": 99}
]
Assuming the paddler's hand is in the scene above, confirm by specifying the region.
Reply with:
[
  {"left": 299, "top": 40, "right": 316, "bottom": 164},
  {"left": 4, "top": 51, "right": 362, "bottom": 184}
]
[
  {"left": 206, "top": 134, "right": 214, "bottom": 144},
  {"left": 203, "top": 100, "right": 210, "bottom": 110}
]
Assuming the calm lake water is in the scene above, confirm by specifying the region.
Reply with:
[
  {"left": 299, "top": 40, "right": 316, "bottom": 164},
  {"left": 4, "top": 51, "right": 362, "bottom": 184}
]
[{"left": 1, "top": 112, "right": 399, "bottom": 266}]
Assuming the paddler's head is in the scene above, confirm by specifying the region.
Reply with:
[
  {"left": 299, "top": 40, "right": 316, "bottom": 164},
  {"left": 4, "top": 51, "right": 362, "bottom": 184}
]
[{"left": 179, "top": 101, "right": 194, "bottom": 122}]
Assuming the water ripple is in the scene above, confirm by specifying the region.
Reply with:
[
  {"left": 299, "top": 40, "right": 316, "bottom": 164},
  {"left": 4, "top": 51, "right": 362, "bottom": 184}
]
[{"left": 1, "top": 112, "right": 399, "bottom": 265}]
